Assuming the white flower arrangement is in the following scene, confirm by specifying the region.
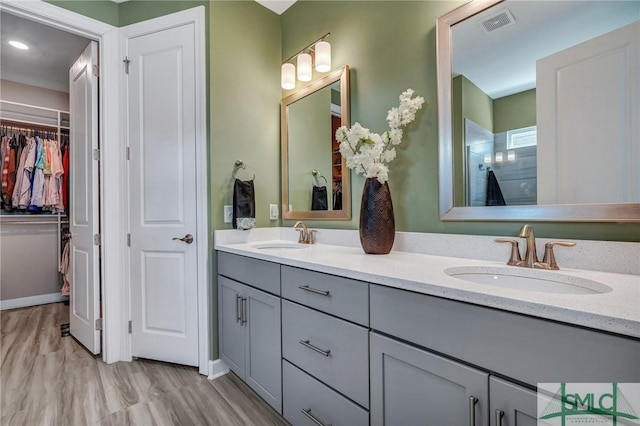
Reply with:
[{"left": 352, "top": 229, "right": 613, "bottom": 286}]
[{"left": 335, "top": 89, "right": 425, "bottom": 184}]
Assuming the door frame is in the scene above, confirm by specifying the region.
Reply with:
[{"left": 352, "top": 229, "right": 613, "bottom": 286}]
[
  {"left": 0, "top": 0, "right": 125, "bottom": 364},
  {"left": 119, "top": 7, "right": 209, "bottom": 374}
]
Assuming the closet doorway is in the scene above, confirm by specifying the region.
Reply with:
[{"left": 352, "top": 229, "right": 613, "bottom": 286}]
[{"left": 0, "top": 1, "right": 118, "bottom": 362}]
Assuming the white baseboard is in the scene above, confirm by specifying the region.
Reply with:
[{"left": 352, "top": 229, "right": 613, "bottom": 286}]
[
  {"left": 1, "top": 293, "right": 68, "bottom": 310},
  {"left": 208, "top": 359, "right": 230, "bottom": 380}
]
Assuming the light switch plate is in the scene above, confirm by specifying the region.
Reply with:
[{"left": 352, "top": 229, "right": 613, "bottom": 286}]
[
  {"left": 223, "top": 205, "right": 233, "bottom": 223},
  {"left": 269, "top": 204, "right": 279, "bottom": 220}
]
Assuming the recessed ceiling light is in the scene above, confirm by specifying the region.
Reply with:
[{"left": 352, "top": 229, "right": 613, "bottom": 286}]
[{"left": 9, "top": 40, "right": 29, "bottom": 50}]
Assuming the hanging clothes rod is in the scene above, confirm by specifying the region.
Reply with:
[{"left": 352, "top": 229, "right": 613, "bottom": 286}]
[
  {"left": 0, "top": 220, "right": 68, "bottom": 225},
  {"left": 0, "top": 119, "right": 59, "bottom": 132}
]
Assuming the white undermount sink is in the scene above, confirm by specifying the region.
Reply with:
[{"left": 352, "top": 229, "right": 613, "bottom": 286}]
[
  {"left": 444, "top": 266, "right": 612, "bottom": 295},
  {"left": 250, "top": 241, "right": 310, "bottom": 250}
]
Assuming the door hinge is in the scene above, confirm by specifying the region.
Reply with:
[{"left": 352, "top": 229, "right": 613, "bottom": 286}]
[
  {"left": 93, "top": 148, "right": 100, "bottom": 160},
  {"left": 94, "top": 234, "right": 101, "bottom": 245},
  {"left": 126, "top": 147, "right": 130, "bottom": 160},
  {"left": 128, "top": 320, "right": 132, "bottom": 334},
  {"left": 95, "top": 318, "right": 103, "bottom": 331},
  {"left": 123, "top": 56, "right": 130, "bottom": 74},
  {"left": 127, "top": 233, "right": 131, "bottom": 247},
  {"left": 93, "top": 64, "right": 99, "bottom": 77}
]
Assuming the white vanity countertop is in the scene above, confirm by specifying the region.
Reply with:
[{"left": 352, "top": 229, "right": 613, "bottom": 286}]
[{"left": 215, "top": 229, "right": 640, "bottom": 338}]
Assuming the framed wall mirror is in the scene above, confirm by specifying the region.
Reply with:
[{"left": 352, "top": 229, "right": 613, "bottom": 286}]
[
  {"left": 437, "top": 0, "right": 639, "bottom": 222},
  {"left": 281, "top": 65, "right": 351, "bottom": 220}
]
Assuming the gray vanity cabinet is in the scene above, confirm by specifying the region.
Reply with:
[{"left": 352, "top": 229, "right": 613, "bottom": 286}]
[
  {"left": 218, "top": 273, "right": 282, "bottom": 413},
  {"left": 489, "top": 377, "right": 537, "bottom": 426},
  {"left": 370, "top": 332, "right": 488, "bottom": 426}
]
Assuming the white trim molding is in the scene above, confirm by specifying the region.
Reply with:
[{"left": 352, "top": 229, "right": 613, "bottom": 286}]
[
  {"left": 1, "top": 294, "right": 68, "bottom": 311},
  {"left": 208, "top": 359, "right": 230, "bottom": 381}
]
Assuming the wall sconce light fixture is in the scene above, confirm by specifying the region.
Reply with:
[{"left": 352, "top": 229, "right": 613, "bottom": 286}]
[{"left": 281, "top": 32, "right": 331, "bottom": 89}]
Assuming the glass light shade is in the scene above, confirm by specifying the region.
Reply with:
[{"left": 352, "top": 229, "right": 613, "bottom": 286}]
[
  {"left": 495, "top": 152, "right": 504, "bottom": 162},
  {"left": 281, "top": 63, "right": 296, "bottom": 90},
  {"left": 9, "top": 40, "right": 29, "bottom": 50},
  {"left": 315, "top": 41, "right": 331, "bottom": 73},
  {"left": 507, "top": 150, "right": 516, "bottom": 161},
  {"left": 297, "top": 53, "right": 312, "bottom": 82}
]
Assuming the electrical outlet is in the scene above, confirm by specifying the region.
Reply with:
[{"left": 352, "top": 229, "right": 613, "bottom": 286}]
[
  {"left": 223, "top": 205, "right": 233, "bottom": 223},
  {"left": 269, "top": 204, "right": 279, "bottom": 220}
]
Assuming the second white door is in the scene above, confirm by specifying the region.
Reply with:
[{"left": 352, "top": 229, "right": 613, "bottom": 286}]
[{"left": 126, "top": 22, "right": 199, "bottom": 366}]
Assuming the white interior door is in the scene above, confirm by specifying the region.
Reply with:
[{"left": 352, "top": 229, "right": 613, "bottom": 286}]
[
  {"left": 537, "top": 22, "right": 639, "bottom": 205},
  {"left": 126, "top": 22, "right": 199, "bottom": 366},
  {"left": 69, "top": 41, "right": 101, "bottom": 354}
]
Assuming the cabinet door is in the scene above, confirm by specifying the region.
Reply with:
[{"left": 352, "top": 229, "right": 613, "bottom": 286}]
[
  {"left": 371, "top": 332, "right": 488, "bottom": 426},
  {"left": 490, "top": 377, "right": 537, "bottom": 426},
  {"left": 218, "top": 276, "right": 245, "bottom": 377},
  {"left": 244, "top": 285, "right": 282, "bottom": 413}
]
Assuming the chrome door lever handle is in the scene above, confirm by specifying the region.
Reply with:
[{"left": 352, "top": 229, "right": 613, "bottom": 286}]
[{"left": 172, "top": 234, "right": 194, "bottom": 244}]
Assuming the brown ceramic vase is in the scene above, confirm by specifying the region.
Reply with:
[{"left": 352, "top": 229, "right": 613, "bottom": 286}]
[{"left": 359, "top": 178, "right": 395, "bottom": 254}]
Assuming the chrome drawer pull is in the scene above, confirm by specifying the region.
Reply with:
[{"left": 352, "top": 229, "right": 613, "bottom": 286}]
[
  {"left": 299, "top": 339, "right": 331, "bottom": 357},
  {"left": 495, "top": 409, "right": 504, "bottom": 426},
  {"left": 241, "top": 297, "right": 247, "bottom": 325},
  {"left": 301, "top": 408, "right": 332, "bottom": 426},
  {"left": 235, "top": 294, "right": 242, "bottom": 323},
  {"left": 469, "top": 396, "right": 478, "bottom": 426},
  {"left": 298, "top": 285, "right": 330, "bottom": 297}
]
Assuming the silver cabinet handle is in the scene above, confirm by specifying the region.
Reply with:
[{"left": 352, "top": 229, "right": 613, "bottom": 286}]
[
  {"left": 241, "top": 297, "right": 247, "bottom": 325},
  {"left": 172, "top": 234, "right": 193, "bottom": 244},
  {"left": 495, "top": 409, "right": 504, "bottom": 426},
  {"left": 235, "top": 294, "right": 242, "bottom": 323},
  {"left": 301, "top": 408, "right": 331, "bottom": 426},
  {"left": 469, "top": 396, "right": 478, "bottom": 426},
  {"left": 299, "top": 339, "right": 331, "bottom": 356},
  {"left": 298, "top": 285, "right": 330, "bottom": 296}
]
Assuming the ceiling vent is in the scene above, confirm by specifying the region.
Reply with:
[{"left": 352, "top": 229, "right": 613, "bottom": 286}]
[{"left": 480, "top": 9, "right": 516, "bottom": 34}]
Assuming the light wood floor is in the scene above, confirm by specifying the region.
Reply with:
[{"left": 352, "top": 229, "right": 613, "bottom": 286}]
[{"left": 1, "top": 302, "right": 288, "bottom": 426}]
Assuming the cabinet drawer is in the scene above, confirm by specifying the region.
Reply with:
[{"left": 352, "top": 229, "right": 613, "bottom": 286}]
[
  {"left": 370, "top": 284, "right": 640, "bottom": 386},
  {"left": 218, "top": 252, "right": 280, "bottom": 295},
  {"left": 281, "top": 265, "right": 368, "bottom": 325},
  {"left": 283, "top": 360, "right": 368, "bottom": 426},
  {"left": 282, "top": 300, "right": 369, "bottom": 408}
]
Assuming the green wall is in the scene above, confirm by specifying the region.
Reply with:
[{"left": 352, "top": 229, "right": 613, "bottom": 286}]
[
  {"left": 46, "top": 0, "right": 207, "bottom": 27},
  {"left": 453, "top": 75, "right": 494, "bottom": 206},
  {"left": 288, "top": 86, "right": 333, "bottom": 211},
  {"left": 45, "top": 0, "right": 119, "bottom": 26},
  {"left": 281, "top": 1, "right": 639, "bottom": 241},
  {"left": 493, "top": 89, "right": 536, "bottom": 133}
]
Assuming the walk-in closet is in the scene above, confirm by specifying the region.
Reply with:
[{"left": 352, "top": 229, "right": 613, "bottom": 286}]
[{"left": 0, "top": 11, "right": 91, "bottom": 311}]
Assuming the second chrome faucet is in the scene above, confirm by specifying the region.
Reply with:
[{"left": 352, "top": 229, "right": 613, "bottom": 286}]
[{"left": 495, "top": 224, "right": 575, "bottom": 270}]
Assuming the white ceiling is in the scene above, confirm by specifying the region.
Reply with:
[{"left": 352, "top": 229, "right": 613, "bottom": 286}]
[
  {"left": 110, "top": 0, "right": 298, "bottom": 14},
  {"left": 452, "top": 0, "right": 640, "bottom": 99},
  {"left": 255, "top": 0, "right": 297, "bottom": 15},
  {"left": 1, "top": 11, "right": 91, "bottom": 93}
]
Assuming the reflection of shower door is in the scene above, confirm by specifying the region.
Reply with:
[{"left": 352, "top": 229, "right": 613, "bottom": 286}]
[
  {"left": 466, "top": 146, "right": 488, "bottom": 206},
  {"left": 464, "top": 119, "right": 494, "bottom": 206}
]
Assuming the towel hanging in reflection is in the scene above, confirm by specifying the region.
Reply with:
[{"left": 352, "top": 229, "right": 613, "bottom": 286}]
[
  {"left": 311, "top": 185, "right": 328, "bottom": 210},
  {"left": 486, "top": 170, "right": 506, "bottom": 206},
  {"left": 233, "top": 178, "right": 255, "bottom": 228}
]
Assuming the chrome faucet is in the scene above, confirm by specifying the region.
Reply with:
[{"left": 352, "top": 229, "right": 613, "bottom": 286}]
[
  {"left": 495, "top": 224, "right": 576, "bottom": 270},
  {"left": 293, "top": 221, "right": 316, "bottom": 244}
]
